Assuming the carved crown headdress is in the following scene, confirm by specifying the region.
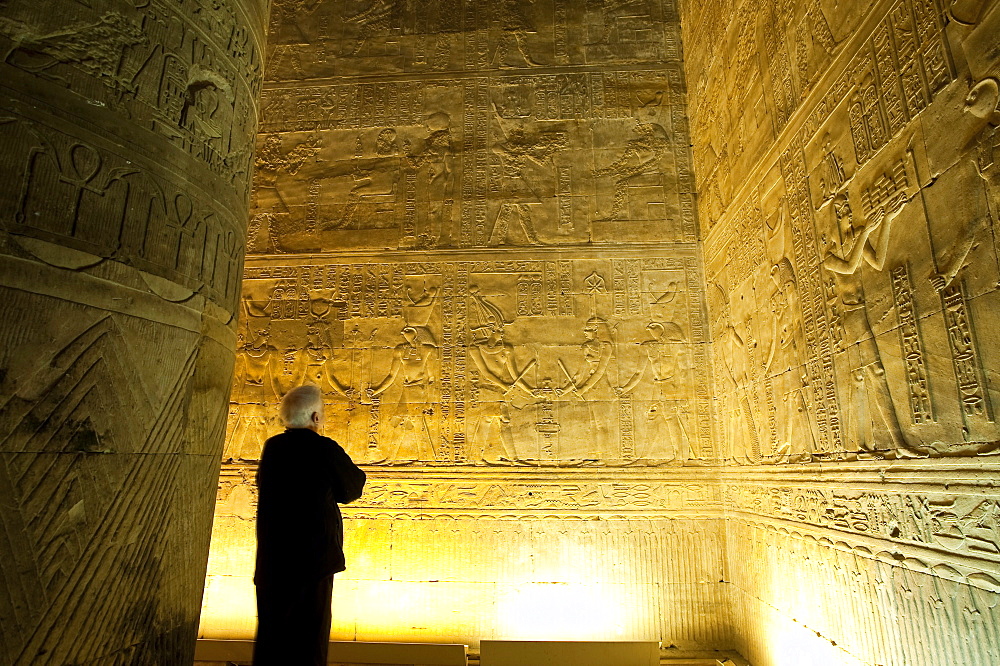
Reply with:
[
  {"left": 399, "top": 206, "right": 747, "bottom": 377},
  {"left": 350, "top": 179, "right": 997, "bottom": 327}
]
[{"left": 467, "top": 285, "right": 507, "bottom": 333}]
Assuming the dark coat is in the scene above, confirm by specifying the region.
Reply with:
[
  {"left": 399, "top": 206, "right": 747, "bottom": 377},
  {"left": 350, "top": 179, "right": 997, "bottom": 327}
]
[{"left": 254, "top": 429, "right": 366, "bottom": 583}]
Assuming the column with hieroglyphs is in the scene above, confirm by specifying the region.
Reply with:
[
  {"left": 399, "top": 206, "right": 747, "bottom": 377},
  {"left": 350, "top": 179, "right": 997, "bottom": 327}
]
[{"left": 0, "top": 0, "right": 267, "bottom": 663}]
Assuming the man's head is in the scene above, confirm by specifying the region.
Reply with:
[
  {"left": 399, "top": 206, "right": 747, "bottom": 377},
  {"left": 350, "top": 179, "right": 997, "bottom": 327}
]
[{"left": 279, "top": 384, "right": 323, "bottom": 431}]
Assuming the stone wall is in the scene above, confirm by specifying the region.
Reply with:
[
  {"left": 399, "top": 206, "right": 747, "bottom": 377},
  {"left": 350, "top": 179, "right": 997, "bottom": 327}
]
[
  {"left": 0, "top": 0, "right": 267, "bottom": 663},
  {"left": 200, "top": 0, "right": 736, "bottom": 651},
  {"left": 681, "top": 0, "right": 1000, "bottom": 663}
]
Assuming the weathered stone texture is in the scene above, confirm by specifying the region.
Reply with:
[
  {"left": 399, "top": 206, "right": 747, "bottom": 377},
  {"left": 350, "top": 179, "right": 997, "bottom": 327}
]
[
  {"left": 684, "top": 0, "right": 1000, "bottom": 663},
  {"left": 0, "top": 0, "right": 267, "bottom": 663}
]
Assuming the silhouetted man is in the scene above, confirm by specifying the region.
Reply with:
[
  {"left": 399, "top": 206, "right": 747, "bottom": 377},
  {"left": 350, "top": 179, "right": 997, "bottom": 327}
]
[{"left": 253, "top": 385, "right": 366, "bottom": 666}]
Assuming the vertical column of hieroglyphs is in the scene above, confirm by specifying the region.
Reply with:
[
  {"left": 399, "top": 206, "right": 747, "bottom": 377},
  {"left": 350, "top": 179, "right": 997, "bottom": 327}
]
[
  {"left": 683, "top": 0, "right": 1000, "bottom": 663},
  {"left": 205, "top": 0, "right": 732, "bottom": 649},
  {"left": 0, "top": 0, "right": 266, "bottom": 663}
]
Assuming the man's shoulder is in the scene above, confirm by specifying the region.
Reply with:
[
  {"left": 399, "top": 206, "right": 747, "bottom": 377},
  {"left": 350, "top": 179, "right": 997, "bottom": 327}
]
[
  {"left": 261, "top": 429, "right": 321, "bottom": 454},
  {"left": 315, "top": 433, "right": 344, "bottom": 449},
  {"left": 262, "top": 429, "right": 348, "bottom": 453}
]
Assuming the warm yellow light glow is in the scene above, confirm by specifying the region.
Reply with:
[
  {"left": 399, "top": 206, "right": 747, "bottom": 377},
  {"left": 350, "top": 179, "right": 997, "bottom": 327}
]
[
  {"left": 496, "top": 582, "right": 631, "bottom": 640},
  {"left": 199, "top": 515, "right": 716, "bottom": 647},
  {"left": 200, "top": 574, "right": 256, "bottom": 639}
]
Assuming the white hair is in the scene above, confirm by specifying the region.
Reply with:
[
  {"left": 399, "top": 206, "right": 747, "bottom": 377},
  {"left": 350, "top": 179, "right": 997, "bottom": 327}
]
[{"left": 279, "top": 385, "right": 323, "bottom": 429}]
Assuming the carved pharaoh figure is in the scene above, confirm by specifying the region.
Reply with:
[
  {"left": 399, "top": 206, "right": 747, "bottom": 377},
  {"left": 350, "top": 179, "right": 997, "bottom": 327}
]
[
  {"left": 712, "top": 284, "right": 762, "bottom": 464},
  {"left": 404, "top": 112, "right": 456, "bottom": 245},
  {"left": 490, "top": 0, "right": 543, "bottom": 68},
  {"left": 466, "top": 288, "right": 535, "bottom": 465},
  {"left": 252, "top": 134, "right": 320, "bottom": 249},
  {"left": 489, "top": 118, "right": 568, "bottom": 245},
  {"left": 823, "top": 192, "right": 906, "bottom": 457}
]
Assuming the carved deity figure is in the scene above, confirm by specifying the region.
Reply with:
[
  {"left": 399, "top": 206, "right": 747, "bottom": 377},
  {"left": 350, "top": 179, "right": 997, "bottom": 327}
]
[
  {"left": 489, "top": 118, "right": 568, "bottom": 245},
  {"left": 404, "top": 112, "right": 456, "bottom": 244},
  {"left": 593, "top": 121, "right": 671, "bottom": 222},
  {"left": 712, "top": 285, "right": 762, "bottom": 464},
  {"left": 226, "top": 321, "right": 276, "bottom": 460},
  {"left": 467, "top": 288, "right": 535, "bottom": 464},
  {"left": 823, "top": 192, "right": 905, "bottom": 456},
  {"left": 617, "top": 322, "right": 692, "bottom": 464},
  {"left": 254, "top": 134, "right": 319, "bottom": 212},
  {"left": 557, "top": 316, "right": 618, "bottom": 461},
  {"left": 369, "top": 326, "right": 439, "bottom": 464},
  {"left": 302, "top": 322, "right": 352, "bottom": 400},
  {"left": 491, "top": 0, "right": 543, "bottom": 68},
  {"left": 763, "top": 259, "right": 818, "bottom": 462},
  {"left": 921, "top": 121, "right": 999, "bottom": 293},
  {"left": 958, "top": 121, "right": 1000, "bottom": 286}
]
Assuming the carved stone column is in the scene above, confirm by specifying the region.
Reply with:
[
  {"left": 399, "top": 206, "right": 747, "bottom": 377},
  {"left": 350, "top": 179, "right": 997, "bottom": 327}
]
[{"left": 0, "top": 0, "right": 267, "bottom": 663}]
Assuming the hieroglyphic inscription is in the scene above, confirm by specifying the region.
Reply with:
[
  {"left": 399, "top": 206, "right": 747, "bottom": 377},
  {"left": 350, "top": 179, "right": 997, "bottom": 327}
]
[
  {"left": 350, "top": 478, "right": 723, "bottom": 513},
  {"left": 1, "top": 101, "right": 244, "bottom": 311},
  {"left": 804, "top": 0, "right": 954, "bottom": 160},
  {"left": 780, "top": 145, "right": 842, "bottom": 452},
  {"left": 891, "top": 264, "right": 933, "bottom": 424},
  {"left": 727, "top": 479, "right": 1000, "bottom": 564},
  {"left": 233, "top": 254, "right": 712, "bottom": 467},
  {"left": 261, "top": 83, "right": 427, "bottom": 133},
  {"left": 940, "top": 283, "right": 992, "bottom": 423}
]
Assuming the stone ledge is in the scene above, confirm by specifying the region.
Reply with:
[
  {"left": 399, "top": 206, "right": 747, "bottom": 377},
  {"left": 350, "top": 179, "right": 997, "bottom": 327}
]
[
  {"left": 194, "top": 639, "right": 750, "bottom": 666},
  {"left": 195, "top": 639, "right": 468, "bottom": 665}
]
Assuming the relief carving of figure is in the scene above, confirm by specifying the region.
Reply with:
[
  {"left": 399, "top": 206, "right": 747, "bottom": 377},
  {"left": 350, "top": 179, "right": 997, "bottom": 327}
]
[
  {"left": 920, "top": 121, "right": 998, "bottom": 293},
  {"left": 556, "top": 316, "right": 618, "bottom": 462},
  {"left": 342, "top": 0, "right": 402, "bottom": 57},
  {"left": 957, "top": 120, "right": 1000, "bottom": 288},
  {"left": 368, "top": 326, "right": 439, "bottom": 464},
  {"left": 227, "top": 319, "right": 276, "bottom": 461},
  {"left": 929, "top": 497, "right": 1000, "bottom": 555},
  {"left": 712, "top": 284, "right": 762, "bottom": 464},
  {"left": 303, "top": 320, "right": 352, "bottom": 400},
  {"left": 593, "top": 120, "right": 671, "bottom": 222},
  {"left": 617, "top": 322, "right": 692, "bottom": 464},
  {"left": 489, "top": 114, "right": 568, "bottom": 245},
  {"left": 467, "top": 287, "right": 536, "bottom": 465},
  {"left": 491, "top": 0, "right": 544, "bottom": 68},
  {"left": 254, "top": 134, "right": 319, "bottom": 218},
  {"left": 0, "top": 12, "right": 146, "bottom": 95},
  {"left": 353, "top": 128, "right": 401, "bottom": 197},
  {"left": 318, "top": 129, "right": 403, "bottom": 233},
  {"left": 822, "top": 192, "right": 906, "bottom": 456},
  {"left": 763, "top": 259, "right": 818, "bottom": 462},
  {"left": 404, "top": 112, "right": 456, "bottom": 245}
]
